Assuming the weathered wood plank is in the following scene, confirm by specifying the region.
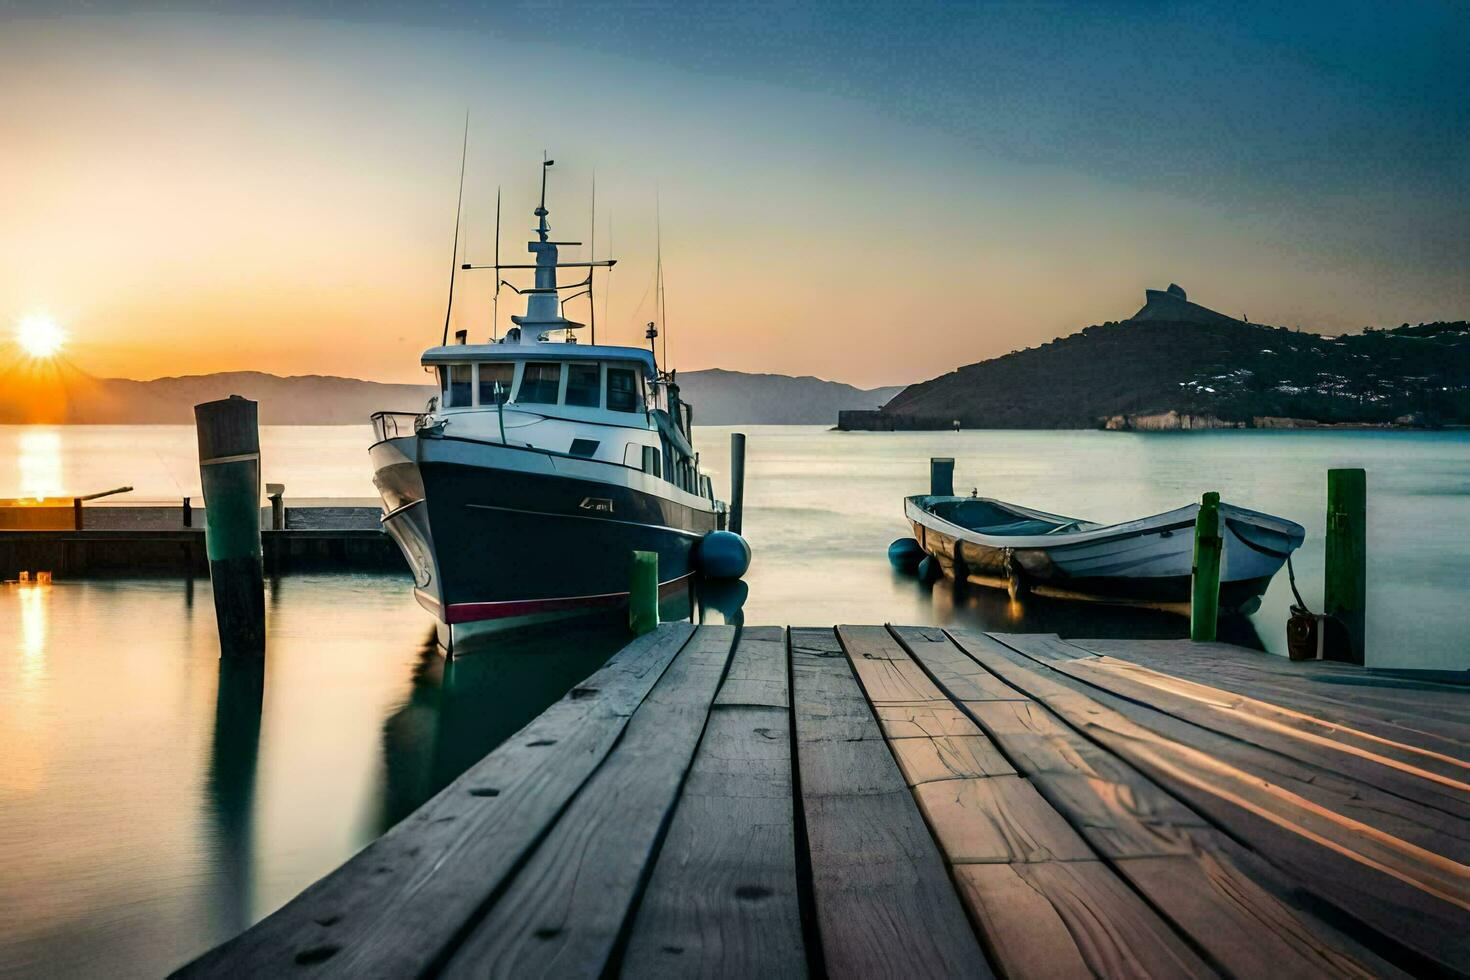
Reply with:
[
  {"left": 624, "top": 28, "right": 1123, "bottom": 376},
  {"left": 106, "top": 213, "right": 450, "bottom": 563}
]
[
  {"left": 442, "top": 626, "right": 738, "bottom": 978},
  {"left": 620, "top": 628, "right": 806, "bottom": 978},
  {"left": 714, "top": 625, "right": 789, "bottom": 709},
  {"left": 912, "top": 776, "right": 1096, "bottom": 863},
  {"left": 173, "top": 622, "right": 697, "bottom": 979},
  {"left": 998, "top": 634, "right": 1470, "bottom": 862},
  {"left": 842, "top": 627, "right": 1216, "bottom": 979},
  {"left": 1009, "top": 643, "right": 1470, "bottom": 843},
  {"left": 958, "top": 629, "right": 1462, "bottom": 976},
  {"left": 900, "top": 627, "right": 1406, "bottom": 978},
  {"left": 954, "top": 862, "right": 1214, "bottom": 980},
  {"left": 1076, "top": 637, "right": 1470, "bottom": 748},
  {"left": 789, "top": 627, "right": 990, "bottom": 977},
  {"left": 1069, "top": 641, "right": 1470, "bottom": 787}
]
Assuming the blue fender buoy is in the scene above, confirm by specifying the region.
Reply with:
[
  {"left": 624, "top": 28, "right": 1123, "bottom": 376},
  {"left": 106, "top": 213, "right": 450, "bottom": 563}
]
[
  {"left": 917, "top": 555, "right": 941, "bottom": 583},
  {"left": 698, "top": 530, "right": 751, "bottom": 580},
  {"left": 888, "top": 538, "right": 924, "bottom": 573}
]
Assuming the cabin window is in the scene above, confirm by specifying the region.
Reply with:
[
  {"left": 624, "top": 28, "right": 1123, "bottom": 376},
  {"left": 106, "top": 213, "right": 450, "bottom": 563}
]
[
  {"left": 565, "top": 362, "right": 601, "bottom": 408},
  {"left": 607, "top": 367, "right": 642, "bottom": 413},
  {"left": 641, "top": 446, "right": 661, "bottom": 478},
  {"left": 447, "top": 365, "right": 472, "bottom": 407},
  {"left": 518, "top": 362, "right": 562, "bottom": 404},
  {"left": 569, "top": 438, "right": 599, "bottom": 458},
  {"left": 477, "top": 363, "right": 513, "bottom": 405}
]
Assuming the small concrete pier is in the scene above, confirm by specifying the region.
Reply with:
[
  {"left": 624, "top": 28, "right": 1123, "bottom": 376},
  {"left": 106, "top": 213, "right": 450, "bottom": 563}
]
[{"left": 176, "top": 624, "right": 1468, "bottom": 978}]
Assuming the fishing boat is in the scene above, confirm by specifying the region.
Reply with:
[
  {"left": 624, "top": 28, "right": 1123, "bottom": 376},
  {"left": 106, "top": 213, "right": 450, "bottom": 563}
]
[
  {"left": 370, "top": 158, "right": 725, "bottom": 652},
  {"left": 905, "top": 493, "right": 1304, "bottom": 613}
]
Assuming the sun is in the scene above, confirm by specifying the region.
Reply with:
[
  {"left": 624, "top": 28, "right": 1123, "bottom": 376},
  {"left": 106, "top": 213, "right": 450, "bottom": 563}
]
[{"left": 16, "top": 314, "right": 66, "bottom": 358}]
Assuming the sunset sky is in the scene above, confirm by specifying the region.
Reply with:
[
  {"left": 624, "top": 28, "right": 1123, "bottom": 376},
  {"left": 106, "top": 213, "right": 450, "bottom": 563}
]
[{"left": 2, "top": 1, "right": 1466, "bottom": 388}]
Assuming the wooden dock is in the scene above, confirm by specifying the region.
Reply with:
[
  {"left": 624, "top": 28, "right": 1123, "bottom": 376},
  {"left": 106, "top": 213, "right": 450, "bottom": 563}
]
[
  {"left": 0, "top": 504, "right": 401, "bottom": 575},
  {"left": 176, "top": 625, "right": 1468, "bottom": 978}
]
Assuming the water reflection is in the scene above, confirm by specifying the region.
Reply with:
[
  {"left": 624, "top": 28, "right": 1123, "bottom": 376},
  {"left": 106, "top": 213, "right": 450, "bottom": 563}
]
[
  {"left": 376, "top": 624, "right": 633, "bottom": 832},
  {"left": 696, "top": 579, "right": 749, "bottom": 627},
  {"left": 17, "top": 428, "right": 63, "bottom": 500},
  {"left": 918, "top": 570, "right": 1266, "bottom": 649},
  {"left": 206, "top": 658, "right": 265, "bottom": 940}
]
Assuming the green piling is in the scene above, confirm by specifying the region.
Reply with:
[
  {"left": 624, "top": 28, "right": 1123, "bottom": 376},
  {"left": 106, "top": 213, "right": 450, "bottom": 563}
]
[
  {"left": 629, "top": 550, "right": 659, "bottom": 636},
  {"left": 1324, "top": 468, "right": 1366, "bottom": 664},
  {"left": 930, "top": 457, "right": 955, "bottom": 497},
  {"left": 196, "top": 395, "right": 265, "bottom": 658},
  {"left": 1191, "top": 491, "right": 1222, "bottom": 642}
]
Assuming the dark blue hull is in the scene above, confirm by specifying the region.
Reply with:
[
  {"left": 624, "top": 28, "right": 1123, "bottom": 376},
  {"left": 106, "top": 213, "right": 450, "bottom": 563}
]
[{"left": 371, "top": 435, "right": 720, "bottom": 628}]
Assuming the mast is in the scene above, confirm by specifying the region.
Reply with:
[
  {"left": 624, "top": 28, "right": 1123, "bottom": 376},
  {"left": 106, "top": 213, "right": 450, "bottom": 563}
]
[
  {"left": 440, "top": 113, "right": 469, "bottom": 347},
  {"left": 491, "top": 186, "right": 501, "bottom": 341},
  {"left": 459, "top": 156, "right": 616, "bottom": 345}
]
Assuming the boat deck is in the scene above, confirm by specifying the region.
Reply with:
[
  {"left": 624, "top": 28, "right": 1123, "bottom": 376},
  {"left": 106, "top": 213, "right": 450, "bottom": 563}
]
[{"left": 176, "top": 624, "right": 1468, "bottom": 978}]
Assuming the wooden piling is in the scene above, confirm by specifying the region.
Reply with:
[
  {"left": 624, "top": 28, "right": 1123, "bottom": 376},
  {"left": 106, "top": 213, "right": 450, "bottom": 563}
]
[
  {"left": 1324, "top": 468, "right": 1366, "bottom": 664},
  {"left": 267, "top": 484, "right": 286, "bottom": 531},
  {"left": 1190, "top": 491, "right": 1222, "bottom": 642},
  {"left": 629, "top": 550, "right": 659, "bottom": 635},
  {"left": 931, "top": 457, "right": 955, "bottom": 497},
  {"left": 195, "top": 396, "right": 265, "bottom": 658},
  {"left": 729, "top": 432, "right": 747, "bottom": 535}
]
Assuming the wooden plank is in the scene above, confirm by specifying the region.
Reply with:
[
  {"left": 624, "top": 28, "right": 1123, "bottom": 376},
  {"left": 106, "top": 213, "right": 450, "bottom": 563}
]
[
  {"left": 174, "top": 622, "right": 697, "bottom": 979},
  {"left": 714, "top": 625, "right": 789, "bottom": 709},
  {"left": 841, "top": 627, "right": 1216, "bottom": 979},
  {"left": 789, "top": 627, "right": 991, "bottom": 977},
  {"left": 442, "top": 626, "right": 738, "bottom": 977},
  {"left": 998, "top": 634, "right": 1470, "bottom": 860},
  {"left": 898, "top": 627, "right": 1406, "bottom": 979},
  {"left": 957, "top": 629, "right": 1463, "bottom": 976},
  {"left": 1070, "top": 648, "right": 1470, "bottom": 786},
  {"left": 911, "top": 776, "right": 1096, "bottom": 863},
  {"left": 1016, "top": 645, "right": 1470, "bottom": 844},
  {"left": 889, "top": 735, "right": 1014, "bottom": 786},
  {"left": 1076, "top": 637, "right": 1470, "bottom": 748},
  {"left": 621, "top": 627, "right": 805, "bottom": 978},
  {"left": 954, "top": 862, "right": 1214, "bottom": 980}
]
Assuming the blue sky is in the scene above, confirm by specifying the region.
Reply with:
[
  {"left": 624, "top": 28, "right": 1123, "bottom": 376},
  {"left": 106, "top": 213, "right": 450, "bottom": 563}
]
[{"left": 2, "top": 1, "right": 1465, "bottom": 385}]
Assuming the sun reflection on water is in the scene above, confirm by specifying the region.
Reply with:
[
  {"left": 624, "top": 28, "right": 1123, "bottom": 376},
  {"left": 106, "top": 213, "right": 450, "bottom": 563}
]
[{"left": 18, "top": 428, "right": 64, "bottom": 500}]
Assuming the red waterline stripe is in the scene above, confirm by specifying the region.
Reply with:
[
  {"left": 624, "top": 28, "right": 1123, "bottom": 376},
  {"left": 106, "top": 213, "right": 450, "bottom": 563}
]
[{"left": 431, "top": 572, "right": 696, "bottom": 624}]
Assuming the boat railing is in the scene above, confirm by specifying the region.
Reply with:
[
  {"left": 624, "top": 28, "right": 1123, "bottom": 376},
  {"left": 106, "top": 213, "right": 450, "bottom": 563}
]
[{"left": 371, "top": 411, "right": 426, "bottom": 442}]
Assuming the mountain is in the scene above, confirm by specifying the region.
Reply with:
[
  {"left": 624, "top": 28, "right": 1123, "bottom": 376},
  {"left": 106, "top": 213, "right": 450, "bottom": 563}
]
[
  {"left": 676, "top": 369, "right": 901, "bottom": 424},
  {"left": 0, "top": 370, "right": 433, "bottom": 425},
  {"left": 843, "top": 286, "right": 1470, "bottom": 430},
  {"left": 0, "top": 366, "right": 899, "bottom": 425}
]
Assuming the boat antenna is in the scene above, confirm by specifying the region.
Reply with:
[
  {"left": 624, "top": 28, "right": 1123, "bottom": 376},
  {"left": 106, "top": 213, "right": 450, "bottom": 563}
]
[
  {"left": 491, "top": 185, "right": 501, "bottom": 341},
  {"left": 440, "top": 111, "right": 469, "bottom": 347},
  {"left": 604, "top": 212, "right": 613, "bottom": 338},
  {"left": 589, "top": 172, "right": 597, "bottom": 346}
]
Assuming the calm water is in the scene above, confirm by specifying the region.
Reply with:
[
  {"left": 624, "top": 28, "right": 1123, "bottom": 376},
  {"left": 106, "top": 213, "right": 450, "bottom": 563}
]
[{"left": 2, "top": 424, "right": 1467, "bottom": 977}]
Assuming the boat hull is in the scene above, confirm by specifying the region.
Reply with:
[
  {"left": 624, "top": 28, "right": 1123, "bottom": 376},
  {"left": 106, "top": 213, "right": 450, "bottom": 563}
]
[
  {"left": 372, "top": 434, "right": 719, "bottom": 630},
  {"left": 907, "top": 496, "right": 1303, "bottom": 613}
]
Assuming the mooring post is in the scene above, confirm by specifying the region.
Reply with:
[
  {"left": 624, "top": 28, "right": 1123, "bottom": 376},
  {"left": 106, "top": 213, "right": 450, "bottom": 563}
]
[
  {"left": 1324, "top": 468, "right": 1366, "bottom": 664},
  {"left": 182, "top": 496, "right": 193, "bottom": 528},
  {"left": 195, "top": 396, "right": 265, "bottom": 658},
  {"left": 267, "top": 484, "right": 286, "bottom": 531},
  {"left": 1191, "top": 491, "right": 1222, "bottom": 642},
  {"left": 72, "top": 497, "right": 83, "bottom": 531},
  {"left": 930, "top": 457, "right": 955, "bottom": 497},
  {"left": 629, "top": 550, "right": 659, "bottom": 636},
  {"left": 729, "top": 432, "right": 746, "bottom": 535}
]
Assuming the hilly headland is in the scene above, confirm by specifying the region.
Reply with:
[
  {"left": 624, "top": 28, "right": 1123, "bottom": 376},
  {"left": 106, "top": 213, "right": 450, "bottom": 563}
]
[{"left": 841, "top": 285, "right": 1470, "bottom": 431}]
